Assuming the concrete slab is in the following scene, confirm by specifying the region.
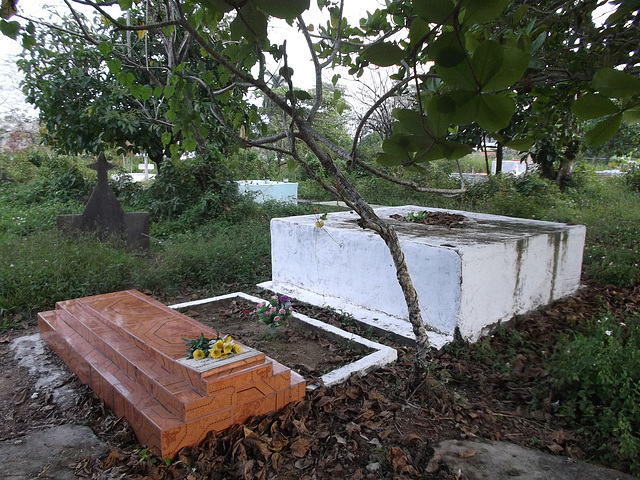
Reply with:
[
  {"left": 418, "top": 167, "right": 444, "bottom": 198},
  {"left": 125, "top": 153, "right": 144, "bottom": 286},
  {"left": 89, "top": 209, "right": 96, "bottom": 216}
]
[
  {"left": 428, "top": 439, "right": 636, "bottom": 480},
  {"left": 0, "top": 425, "right": 108, "bottom": 480}
]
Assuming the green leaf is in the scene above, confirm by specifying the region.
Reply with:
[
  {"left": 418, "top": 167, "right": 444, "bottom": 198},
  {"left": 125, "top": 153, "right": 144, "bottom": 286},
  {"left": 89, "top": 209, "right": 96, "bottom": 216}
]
[
  {"left": 593, "top": 68, "right": 640, "bottom": 98},
  {"left": 429, "top": 32, "right": 466, "bottom": 68},
  {"left": 425, "top": 96, "right": 453, "bottom": 139},
  {"left": 200, "top": 0, "right": 238, "bottom": 13},
  {"left": 183, "top": 137, "right": 197, "bottom": 151},
  {"left": 0, "top": 19, "right": 19, "bottom": 39},
  {"left": 106, "top": 59, "right": 122, "bottom": 74},
  {"left": 513, "top": 5, "right": 528, "bottom": 25},
  {"left": 331, "top": 74, "right": 340, "bottom": 86},
  {"left": 622, "top": 105, "right": 640, "bottom": 124},
  {"left": 164, "top": 84, "right": 175, "bottom": 99},
  {"left": 572, "top": 94, "right": 620, "bottom": 120},
  {"left": 481, "top": 45, "right": 529, "bottom": 92},
  {"left": 97, "top": 41, "right": 113, "bottom": 57},
  {"left": 436, "top": 61, "right": 476, "bottom": 91},
  {"left": 230, "top": 3, "right": 268, "bottom": 41},
  {"left": 471, "top": 40, "right": 503, "bottom": 88},
  {"left": 447, "top": 91, "right": 478, "bottom": 125},
  {"left": 293, "top": 89, "right": 313, "bottom": 101},
  {"left": 118, "top": 0, "right": 132, "bottom": 10},
  {"left": 382, "top": 135, "right": 414, "bottom": 159},
  {"left": 169, "top": 143, "right": 180, "bottom": 157},
  {"left": 139, "top": 86, "right": 153, "bottom": 101},
  {"left": 393, "top": 109, "right": 425, "bottom": 136},
  {"left": 21, "top": 33, "right": 36, "bottom": 49},
  {"left": 460, "top": 0, "right": 509, "bottom": 25},
  {"left": 376, "top": 152, "right": 405, "bottom": 167},
  {"left": 585, "top": 113, "right": 623, "bottom": 146},
  {"left": 409, "top": 17, "right": 430, "bottom": 48},
  {"left": 413, "top": 0, "right": 455, "bottom": 25},
  {"left": 161, "top": 131, "right": 172, "bottom": 147},
  {"left": 362, "top": 42, "right": 405, "bottom": 67},
  {"left": 531, "top": 31, "right": 546, "bottom": 53},
  {"left": 474, "top": 93, "right": 515, "bottom": 131},
  {"left": 504, "top": 137, "right": 534, "bottom": 151},
  {"left": 255, "top": 0, "right": 310, "bottom": 19}
]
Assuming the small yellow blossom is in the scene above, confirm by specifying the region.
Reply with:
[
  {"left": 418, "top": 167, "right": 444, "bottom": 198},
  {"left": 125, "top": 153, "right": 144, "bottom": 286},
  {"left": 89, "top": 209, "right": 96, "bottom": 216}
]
[
  {"left": 192, "top": 349, "right": 205, "bottom": 360},
  {"left": 210, "top": 348, "right": 222, "bottom": 359},
  {"left": 233, "top": 344, "right": 242, "bottom": 354}
]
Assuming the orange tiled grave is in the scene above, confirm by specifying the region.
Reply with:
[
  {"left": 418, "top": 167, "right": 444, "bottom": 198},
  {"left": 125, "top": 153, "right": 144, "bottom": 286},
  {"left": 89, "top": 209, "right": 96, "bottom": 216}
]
[{"left": 37, "top": 290, "right": 305, "bottom": 457}]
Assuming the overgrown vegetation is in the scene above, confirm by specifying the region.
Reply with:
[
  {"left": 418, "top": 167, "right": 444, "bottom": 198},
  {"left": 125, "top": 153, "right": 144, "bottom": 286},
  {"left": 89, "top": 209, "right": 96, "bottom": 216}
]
[
  {"left": 551, "top": 312, "right": 640, "bottom": 474},
  {"left": 1, "top": 149, "right": 639, "bottom": 473}
]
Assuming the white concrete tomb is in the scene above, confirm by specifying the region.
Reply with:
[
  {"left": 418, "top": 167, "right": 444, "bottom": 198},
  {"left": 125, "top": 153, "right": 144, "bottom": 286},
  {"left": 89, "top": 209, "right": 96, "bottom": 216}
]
[
  {"left": 259, "top": 206, "right": 586, "bottom": 347},
  {"left": 236, "top": 180, "right": 298, "bottom": 204}
]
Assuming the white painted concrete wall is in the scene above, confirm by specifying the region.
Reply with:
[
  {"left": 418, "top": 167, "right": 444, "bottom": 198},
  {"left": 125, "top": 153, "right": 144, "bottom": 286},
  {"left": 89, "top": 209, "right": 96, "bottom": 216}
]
[
  {"left": 262, "top": 206, "right": 586, "bottom": 344},
  {"left": 491, "top": 160, "right": 527, "bottom": 175},
  {"left": 236, "top": 180, "right": 298, "bottom": 204}
]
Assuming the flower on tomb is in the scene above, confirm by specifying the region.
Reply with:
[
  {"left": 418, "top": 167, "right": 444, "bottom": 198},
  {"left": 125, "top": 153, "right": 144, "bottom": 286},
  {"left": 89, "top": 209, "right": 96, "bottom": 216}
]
[
  {"left": 192, "top": 349, "right": 205, "bottom": 360},
  {"left": 255, "top": 295, "right": 294, "bottom": 328},
  {"left": 184, "top": 332, "right": 241, "bottom": 360}
]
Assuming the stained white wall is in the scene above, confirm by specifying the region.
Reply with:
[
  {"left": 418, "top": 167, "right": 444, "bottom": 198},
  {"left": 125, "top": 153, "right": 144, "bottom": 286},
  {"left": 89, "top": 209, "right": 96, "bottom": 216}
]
[{"left": 263, "top": 206, "right": 586, "bottom": 344}]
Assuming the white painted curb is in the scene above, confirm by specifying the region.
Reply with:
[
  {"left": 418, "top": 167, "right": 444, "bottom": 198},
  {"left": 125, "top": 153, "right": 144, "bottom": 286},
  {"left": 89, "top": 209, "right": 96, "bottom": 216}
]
[{"left": 169, "top": 292, "right": 397, "bottom": 389}]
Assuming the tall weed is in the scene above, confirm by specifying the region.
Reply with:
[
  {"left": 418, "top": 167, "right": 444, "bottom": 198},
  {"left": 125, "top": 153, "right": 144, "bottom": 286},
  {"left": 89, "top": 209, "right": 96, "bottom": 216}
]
[{"left": 0, "top": 232, "right": 142, "bottom": 330}]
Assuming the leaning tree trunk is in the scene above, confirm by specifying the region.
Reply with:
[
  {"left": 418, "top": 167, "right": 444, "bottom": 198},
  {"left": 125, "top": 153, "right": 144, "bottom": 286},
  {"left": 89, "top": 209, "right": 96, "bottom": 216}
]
[{"left": 298, "top": 125, "right": 431, "bottom": 385}]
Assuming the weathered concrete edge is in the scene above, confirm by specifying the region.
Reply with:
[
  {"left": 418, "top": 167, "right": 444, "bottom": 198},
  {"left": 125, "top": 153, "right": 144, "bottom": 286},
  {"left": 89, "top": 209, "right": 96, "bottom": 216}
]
[
  {"left": 257, "top": 280, "right": 453, "bottom": 349},
  {"left": 169, "top": 292, "right": 397, "bottom": 389}
]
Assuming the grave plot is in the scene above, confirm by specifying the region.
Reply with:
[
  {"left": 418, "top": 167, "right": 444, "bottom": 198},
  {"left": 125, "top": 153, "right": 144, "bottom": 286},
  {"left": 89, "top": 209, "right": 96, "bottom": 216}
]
[
  {"left": 38, "top": 290, "right": 305, "bottom": 458},
  {"left": 259, "top": 205, "right": 586, "bottom": 346},
  {"left": 169, "top": 292, "right": 397, "bottom": 389}
]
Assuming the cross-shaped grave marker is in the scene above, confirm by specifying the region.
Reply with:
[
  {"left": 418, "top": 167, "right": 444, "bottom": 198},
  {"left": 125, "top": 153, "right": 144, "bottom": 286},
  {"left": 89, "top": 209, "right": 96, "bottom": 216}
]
[{"left": 57, "top": 152, "right": 150, "bottom": 249}]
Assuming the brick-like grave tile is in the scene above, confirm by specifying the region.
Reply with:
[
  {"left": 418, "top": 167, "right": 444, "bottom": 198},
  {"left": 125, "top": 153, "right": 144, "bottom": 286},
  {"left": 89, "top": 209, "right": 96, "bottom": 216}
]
[{"left": 37, "top": 290, "right": 305, "bottom": 458}]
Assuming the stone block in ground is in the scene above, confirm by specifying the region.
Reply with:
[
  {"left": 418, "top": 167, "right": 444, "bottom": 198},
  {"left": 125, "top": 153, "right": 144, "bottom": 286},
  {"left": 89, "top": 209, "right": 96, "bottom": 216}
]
[{"left": 428, "top": 439, "right": 637, "bottom": 480}]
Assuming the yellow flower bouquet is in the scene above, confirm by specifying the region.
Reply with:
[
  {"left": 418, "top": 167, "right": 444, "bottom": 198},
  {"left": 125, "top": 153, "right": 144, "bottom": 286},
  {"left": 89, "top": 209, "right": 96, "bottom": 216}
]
[{"left": 184, "top": 333, "right": 241, "bottom": 360}]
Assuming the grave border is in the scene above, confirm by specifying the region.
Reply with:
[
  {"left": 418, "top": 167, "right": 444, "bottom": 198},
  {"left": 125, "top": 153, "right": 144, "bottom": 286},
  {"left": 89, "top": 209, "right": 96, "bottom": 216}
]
[{"left": 169, "top": 292, "right": 397, "bottom": 388}]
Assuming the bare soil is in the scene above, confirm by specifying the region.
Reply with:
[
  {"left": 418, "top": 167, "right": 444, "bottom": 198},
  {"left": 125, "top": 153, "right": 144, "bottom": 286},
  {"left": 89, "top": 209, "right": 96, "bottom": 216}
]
[
  {"left": 178, "top": 297, "right": 371, "bottom": 379},
  {"left": 0, "top": 284, "right": 638, "bottom": 479}
]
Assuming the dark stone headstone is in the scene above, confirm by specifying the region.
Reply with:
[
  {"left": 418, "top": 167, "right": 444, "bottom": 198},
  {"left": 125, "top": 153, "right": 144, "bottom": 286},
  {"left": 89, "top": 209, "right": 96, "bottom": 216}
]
[{"left": 57, "top": 152, "right": 150, "bottom": 249}]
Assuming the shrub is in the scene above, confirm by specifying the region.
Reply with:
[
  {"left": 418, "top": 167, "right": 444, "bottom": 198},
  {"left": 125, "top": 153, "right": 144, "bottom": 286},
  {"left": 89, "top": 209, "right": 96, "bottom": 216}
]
[
  {"left": 625, "top": 163, "right": 640, "bottom": 193},
  {"left": 550, "top": 312, "right": 640, "bottom": 474},
  {"left": 132, "top": 158, "right": 239, "bottom": 224},
  {"left": 0, "top": 148, "right": 41, "bottom": 182},
  {"left": 461, "top": 172, "right": 560, "bottom": 219}
]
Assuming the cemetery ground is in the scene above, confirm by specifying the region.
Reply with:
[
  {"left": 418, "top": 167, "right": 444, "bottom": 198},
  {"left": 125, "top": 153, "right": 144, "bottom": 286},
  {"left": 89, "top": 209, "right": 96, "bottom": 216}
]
[{"left": 1, "top": 154, "right": 640, "bottom": 478}]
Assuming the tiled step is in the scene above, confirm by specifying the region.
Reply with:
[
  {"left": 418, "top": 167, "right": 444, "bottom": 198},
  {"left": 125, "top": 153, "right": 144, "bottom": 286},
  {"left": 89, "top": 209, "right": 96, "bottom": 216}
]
[{"left": 38, "top": 290, "right": 305, "bottom": 457}]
